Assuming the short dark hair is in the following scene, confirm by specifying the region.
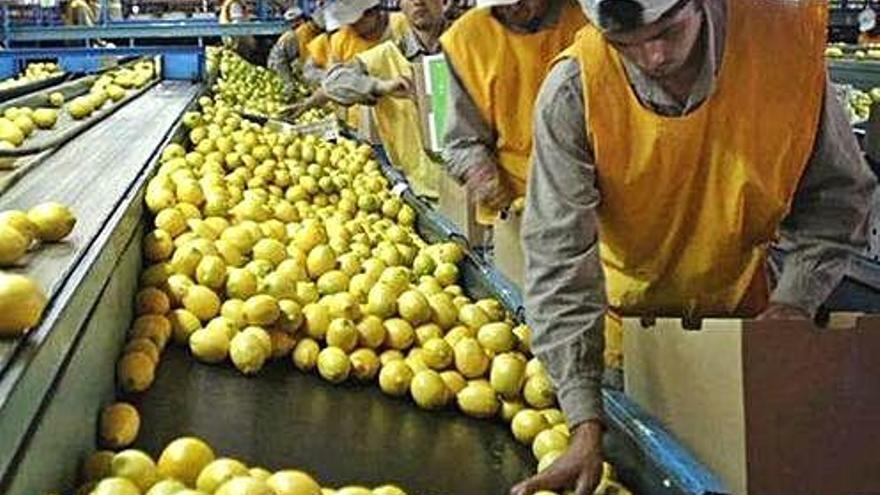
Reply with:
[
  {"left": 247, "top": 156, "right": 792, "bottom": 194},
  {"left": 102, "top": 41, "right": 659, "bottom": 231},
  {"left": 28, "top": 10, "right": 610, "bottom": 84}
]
[{"left": 598, "top": 0, "right": 694, "bottom": 32}]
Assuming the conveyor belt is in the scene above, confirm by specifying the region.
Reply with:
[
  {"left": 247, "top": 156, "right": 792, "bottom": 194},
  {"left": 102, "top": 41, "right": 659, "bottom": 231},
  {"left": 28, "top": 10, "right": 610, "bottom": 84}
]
[
  {"left": 0, "top": 81, "right": 199, "bottom": 489},
  {"left": 132, "top": 347, "right": 536, "bottom": 495}
]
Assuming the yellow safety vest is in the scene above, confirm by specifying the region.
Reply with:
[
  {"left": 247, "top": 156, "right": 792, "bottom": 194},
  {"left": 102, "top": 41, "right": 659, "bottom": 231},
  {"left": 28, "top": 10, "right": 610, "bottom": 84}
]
[
  {"left": 440, "top": 1, "right": 586, "bottom": 223},
  {"left": 357, "top": 41, "right": 441, "bottom": 198},
  {"left": 306, "top": 33, "right": 331, "bottom": 68},
  {"left": 562, "top": 0, "right": 827, "bottom": 317},
  {"left": 295, "top": 22, "right": 322, "bottom": 62}
]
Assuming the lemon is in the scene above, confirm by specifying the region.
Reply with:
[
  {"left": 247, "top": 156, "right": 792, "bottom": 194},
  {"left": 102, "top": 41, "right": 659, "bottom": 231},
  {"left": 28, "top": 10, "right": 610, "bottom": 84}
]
[
  {"left": 457, "top": 382, "right": 499, "bottom": 419},
  {"left": 306, "top": 244, "right": 337, "bottom": 279},
  {"left": 0, "top": 210, "right": 38, "bottom": 245},
  {"left": 157, "top": 437, "right": 216, "bottom": 487},
  {"left": 249, "top": 467, "right": 273, "bottom": 482},
  {"left": 379, "top": 349, "right": 404, "bottom": 366},
  {"left": 270, "top": 329, "right": 296, "bottom": 358},
  {"left": 196, "top": 458, "right": 249, "bottom": 493},
  {"left": 427, "top": 293, "right": 457, "bottom": 330},
  {"left": 366, "top": 283, "right": 397, "bottom": 318},
  {"left": 513, "top": 324, "right": 532, "bottom": 353},
  {"left": 336, "top": 488, "right": 372, "bottom": 495},
  {"left": 421, "top": 338, "right": 452, "bottom": 370},
  {"left": 317, "top": 346, "right": 351, "bottom": 384},
  {"left": 111, "top": 450, "right": 159, "bottom": 491},
  {"left": 230, "top": 332, "right": 268, "bottom": 374},
  {"left": 226, "top": 268, "right": 258, "bottom": 300},
  {"left": 124, "top": 339, "right": 160, "bottom": 365},
  {"left": 443, "top": 327, "right": 472, "bottom": 348},
  {"left": 215, "top": 476, "right": 273, "bottom": 495},
  {"left": 323, "top": 292, "right": 361, "bottom": 321},
  {"left": 302, "top": 303, "right": 330, "bottom": 339},
  {"left": 49, "top": 92, "right": 65, "bottom": 107},
  {"left": 532, "top": 429, "right": 569, "bottom": 462},
  {"left": 221, "top": 299, "right": 248, "bottom": 328},
  {"left": 135, "top": 287, "right": 171, "bottom": 315},
  {"left": 526, "top": 357, "right": 546, "bottom": 378},
  {"left": 278, "top": 299, "right": 304, "bottom": 331},
  {"left": 92, "top": 477, "right": 141, "bottom": 495},
  {"left": 377, "top": 318, "right": 410, "bottom": 350},
  {"left": 244, "top": 295, "right": 280, "bottom": 326},
  {"left": 196, "top": 255, "right": 227, "bottom": 289},
  {"left": 292, "top": 338, "right": 320, "bottom": 371},
  {"left": 490, "top": 352, "right": 527, "bottom": 399},
  {"left": 378, "top": 359, "right": 413, "bottom": 397},
  {"left": 0, "top": 224, "right": 28, "bottom": 265},
  {"left": 396, "top": 290, "right": 431, "bottom": 326},
  {"left": 189, "top": 328, "right": 230, "bottom": 363},
  {"left": 145, "top": 479, "right": 186, "bottom": 495},
  {"left": 542, "top": 408, "right": 566, "bottom": 426},
  {"left": 326, "top": 318, "right": 358, "bottom": 352},
  {"left": 477, "top": 322, "right": 516, "bottom": 353},
  {"left": 476, "top": 299, "right": 505, "bottom": 322},
  {"left": 410, "top": 370, "right": 449, "bottom": 410},
  {"left": 100, "top": 402, "right": 140, "bottom": 449},
  {"left": 169, "top": 309, "right": 202, "bottom": 345},
  {"left": 458, "top": 304, "right": 489, "bottom": 330},
  {"left": 253, "top": 238, "right": 287, "bottom": 266},
  {"left": 131, "top": 314, "right": 172, "bottom": 349},
  {"left": 524, "top": 373, "right": 556, "bottom": 409},
  {"left": 183, "top": 285, "right": 222, "bottom": 321},
  {"left": 242, "top": 326, "right": 272, "bottom": 355},
  {"left": 453, "top": 337, "right": 489, "bottom": 379},
  {"left": 266, "top": 470, "right": 322, "bottom": 495},
  {"left": 511, "top": 409, "right": 550, "bottom": 444},
  {"left": 317, "top": 270, "right": 350, "bottom": 295},
  {"left": 433, "top": 263, "right": 459, "bottom": 287},
  {"left": 439, "top": 370, "right": 467, "bottom": 395},
  {"left": 27, "top": 202, "right": 76, "bottom": 241},
  {"left": 82, "top": 450, "right": 115, "bottom": 481},
  {"left": 0, "top": 273, "right": 46, "bottom": 336},
  {"left": 117, "top": 352, "right": 155, "bottom": 393},
  {"left": 33, "top": 108, "right": 58, "bottom": 129},
  {"left": 350, "top": 348, "right": 380, "bottom": 382},
  {"left": 436, "top": 242, "right": 464, "bottom": 264},
  {"left": 500, "top": 399, "right": 526, "bottom": 423},
  {"left": 405, "top": 349, "right": 428, "bottom": 374},
  {"left": 373, "top": 485, "right": 407, "bottom": 495}
]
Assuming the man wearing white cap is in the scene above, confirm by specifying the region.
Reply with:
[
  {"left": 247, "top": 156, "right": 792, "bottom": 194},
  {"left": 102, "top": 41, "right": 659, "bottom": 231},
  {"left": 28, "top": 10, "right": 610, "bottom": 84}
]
[
  {"left": 515, "top": 1, "right": 876, "bottom": 494},
  {"left": 326, "top": 0, "right": 410, "bottom": 65},
  {"left": 268, "top": 7, "right": 324, "bottom": 96},
  {"left": 440, "top": 0, "right": 586, "bottom": 224}
]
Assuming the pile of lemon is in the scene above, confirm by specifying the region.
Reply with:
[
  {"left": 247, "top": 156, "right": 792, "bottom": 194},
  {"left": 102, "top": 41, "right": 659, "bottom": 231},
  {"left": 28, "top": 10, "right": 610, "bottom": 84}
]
[{"left": 213, "top": 50, "right": 293, "bottom": 118}]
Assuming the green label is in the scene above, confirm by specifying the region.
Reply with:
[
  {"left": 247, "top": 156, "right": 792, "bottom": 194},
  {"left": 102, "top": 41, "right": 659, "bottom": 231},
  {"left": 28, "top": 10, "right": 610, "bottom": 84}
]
[{"left": 423, "top": 54, "right": 449, "bottom": 153}]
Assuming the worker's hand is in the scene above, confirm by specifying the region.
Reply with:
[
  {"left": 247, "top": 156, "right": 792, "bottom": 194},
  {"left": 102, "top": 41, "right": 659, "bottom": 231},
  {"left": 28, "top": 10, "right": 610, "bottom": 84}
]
[
  {"left": 465, "top": 164, "right": 510, "bottom": 211},
  {"left": 280, "top": 102, "right": 308, "bottom": 121},
  {"left": 374, "top": 76, "right": 414, "bottom": 99},
  {"left": 510, "top": 421, "right": 604, "bottom": 495},
  {"left": 757, "top": 303, "right": 811, "bottom": 320}
]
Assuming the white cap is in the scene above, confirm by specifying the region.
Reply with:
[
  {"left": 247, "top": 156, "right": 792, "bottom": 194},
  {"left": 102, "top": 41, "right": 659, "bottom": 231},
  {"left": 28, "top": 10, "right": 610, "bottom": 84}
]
[
  {"left": 324, "top": 0, "right": 381, "bottom": 30},
  {"left": 475, "top": 0, "right": 518, "bottom": 8},
  {"left": 580, "top": 0, "right": 681, "bottom": 30},
  {"left": 283, "top": 7, "right": 303, "bottom": 20},
  {"left": 860, "top": 6, "right": 877, "bottom": 33}
]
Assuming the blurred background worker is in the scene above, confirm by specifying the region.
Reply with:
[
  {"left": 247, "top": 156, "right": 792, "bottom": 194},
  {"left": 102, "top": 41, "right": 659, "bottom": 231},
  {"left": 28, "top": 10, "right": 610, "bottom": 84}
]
[
  {"left": 515, "top": 0, "right": 877, "bottom": 494},
  {"left": 219, "top": 0, "right": 260, "bottom": 64},
  {"left": 302, "top": 11, "right": 336, "bottom": 84},
  {"left": 327, "top": 0, "right": 410, "bottom": 66},
  {"left": 440, "top": 0, "right": 586, "bottom": 224},
  {"left": 316, "top": 0, "right": 450, "bottom": 198},
  {"left": 64, "top": 0, "right": 99, "bottom": 25},
  {"left": 293, "top": 0, "right": 412, "bottom": 128},
  {"left": 267, "top": 7, "right": 322, "bottom": 97}
]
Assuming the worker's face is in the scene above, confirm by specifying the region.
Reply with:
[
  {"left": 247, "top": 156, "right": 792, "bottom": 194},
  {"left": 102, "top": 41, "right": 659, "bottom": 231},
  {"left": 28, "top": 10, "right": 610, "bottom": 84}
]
[
  {"left": 353, "top": 7, "right": 389, "bottom": 39},
  {"left": 493, "top": 0, "right": 550, "bottom": 29},
  {"left": 402, "top": 0, "right": 444, "bottom": 30},
  {"left": 604, "top": 0, "right": 704, "bottom": 80}
]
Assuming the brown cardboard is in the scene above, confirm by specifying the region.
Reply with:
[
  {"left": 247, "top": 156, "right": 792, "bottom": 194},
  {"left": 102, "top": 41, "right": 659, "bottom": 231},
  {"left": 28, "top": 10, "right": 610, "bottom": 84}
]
[
  {"left": 623, "top": 316, "right": 880, "bottom": 495},
  {"left": 437, "top": 172, "right": 489, "bottom": 248},
  {"left": 493, "top": 211, "right": 524, "bottom": 289}
]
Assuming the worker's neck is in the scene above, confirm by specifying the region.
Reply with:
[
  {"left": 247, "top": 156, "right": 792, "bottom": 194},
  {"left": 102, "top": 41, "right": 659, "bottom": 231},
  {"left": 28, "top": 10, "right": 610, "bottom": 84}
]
[
  {"left": 655, "top": 20, "right": 708, "bottom": 104},
  {"left": 411, "top": 20, "right": 444, "bottom": 53}
]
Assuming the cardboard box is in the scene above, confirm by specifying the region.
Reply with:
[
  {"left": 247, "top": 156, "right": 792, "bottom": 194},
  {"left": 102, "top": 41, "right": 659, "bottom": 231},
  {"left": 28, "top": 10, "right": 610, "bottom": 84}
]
[
  {"left": 437, "top": 172, "right": 489, "bottom": 248},
  {"left": 623, "top": 315, "right": 880, "bottom": 495},
  {"left": 493, "top": 210, "right": 524, "bottom": 289}
]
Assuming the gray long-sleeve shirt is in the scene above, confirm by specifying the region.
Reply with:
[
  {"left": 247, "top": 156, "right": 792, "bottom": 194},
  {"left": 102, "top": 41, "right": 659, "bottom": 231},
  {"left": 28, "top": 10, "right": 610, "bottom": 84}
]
[
  {"left": 523, "top": 0, "right": 877, "bottom": 428},
  {"left": 268, "top": 30, "right": 301, "bottom": 91}
]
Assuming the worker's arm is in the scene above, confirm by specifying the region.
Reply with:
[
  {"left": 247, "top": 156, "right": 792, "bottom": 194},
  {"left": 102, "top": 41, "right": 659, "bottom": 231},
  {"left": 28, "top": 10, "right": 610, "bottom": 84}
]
[
  {"left": 442, "top": 59, "right": 507, "bottom": 208},
  {"left": 515, "top": 58, "right": 605, "bottom": 495},
  {"left": 267, "top": 34, "right": 299, "bottom": 95},
  {"left": 771, "top": 76, "right": 878, "bottom": 316},
  {"left": 302, "top": 58, "right": 327, "bottom": 86},
  {"left": 322, "top": 59, "right": 413, "bottom": 106}
]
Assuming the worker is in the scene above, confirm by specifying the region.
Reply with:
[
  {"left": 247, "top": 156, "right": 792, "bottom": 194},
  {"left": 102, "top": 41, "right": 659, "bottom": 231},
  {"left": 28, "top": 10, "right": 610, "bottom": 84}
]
[
  {"left": 267, "top": 7, "right": 321, "bottom": 97},
  {"left": 327, "top": 0, "right": 410, "bottom": 66},
  {"left": 219, "top": 0, "right": 259, "bottom": 64},
  {"left": 859, "top": 7, "right": 880, "bottom": 46},
  {"left": 513, "top": 0, "right": 877, "bottom": 494},
  {"left": 293, "top": 0, "right": 412, "bottom": 127},
  {"left": 64, "top": 0, "right": 98, "bottom": 25},
  {"left": 440, "top": 0, "right": 586, "bottom": 225},
  {"left": 313, "top": 0, "right": 448, "bottom": 198}
]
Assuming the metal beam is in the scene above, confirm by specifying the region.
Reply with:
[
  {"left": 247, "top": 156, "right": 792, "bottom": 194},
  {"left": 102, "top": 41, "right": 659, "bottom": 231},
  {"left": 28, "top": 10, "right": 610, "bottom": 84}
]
[
  {"left": 4, "top": 20, "right": 286, "bottom": 42},
  {"left": 0, "top": 45, "right": 202, "bottom": 61}
]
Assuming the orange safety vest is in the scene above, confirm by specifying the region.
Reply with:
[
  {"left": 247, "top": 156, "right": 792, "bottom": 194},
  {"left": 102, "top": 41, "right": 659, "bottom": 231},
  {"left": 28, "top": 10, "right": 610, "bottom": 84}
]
[
  {"left": 440, "top": 1, "right": 586, "bottom": 222},
  {"left": 561, "top": 0, "right": 827, "bottom": 317},
  {"left": 295, "top": 21, "right": 322, "bottom": 62}
]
